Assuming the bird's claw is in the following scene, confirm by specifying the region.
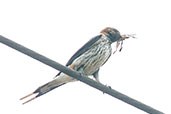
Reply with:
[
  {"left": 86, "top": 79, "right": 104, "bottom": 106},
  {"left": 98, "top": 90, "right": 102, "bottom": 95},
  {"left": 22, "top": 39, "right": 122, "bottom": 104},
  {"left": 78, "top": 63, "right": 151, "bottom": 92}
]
[
  {"left": 103, "top": 85, "right": 112, "bottom": 94},
  {"left": 78, "top": 72, "right": 86, "bottom": 77}
]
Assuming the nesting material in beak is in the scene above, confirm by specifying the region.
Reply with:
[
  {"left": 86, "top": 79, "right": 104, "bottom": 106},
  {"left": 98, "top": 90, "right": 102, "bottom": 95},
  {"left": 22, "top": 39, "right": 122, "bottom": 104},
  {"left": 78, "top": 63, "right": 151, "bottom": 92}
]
[
  {"left": 121, "top": 34, "right": 136, "bottom": 40},
  {"left": 113, "top": 34, "right": 136, "bottom": 54}
]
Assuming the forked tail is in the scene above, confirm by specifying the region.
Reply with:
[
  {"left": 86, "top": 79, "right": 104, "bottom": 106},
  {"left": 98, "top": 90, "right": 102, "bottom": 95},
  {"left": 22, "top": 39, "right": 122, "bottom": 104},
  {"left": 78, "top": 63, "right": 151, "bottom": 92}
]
[
  {"left": 20, "top": 65, "right": 75, "bottom": 104},
  {"left": 20, "top": 79, "right": 66, "bottom": 104}
]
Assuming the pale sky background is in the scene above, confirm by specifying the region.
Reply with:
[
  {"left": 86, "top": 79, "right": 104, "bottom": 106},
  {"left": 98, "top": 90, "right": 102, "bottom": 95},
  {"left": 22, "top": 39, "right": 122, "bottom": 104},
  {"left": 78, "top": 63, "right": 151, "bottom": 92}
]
[{"left": 0, "top": 0, "right": 171, "bottom": 114}]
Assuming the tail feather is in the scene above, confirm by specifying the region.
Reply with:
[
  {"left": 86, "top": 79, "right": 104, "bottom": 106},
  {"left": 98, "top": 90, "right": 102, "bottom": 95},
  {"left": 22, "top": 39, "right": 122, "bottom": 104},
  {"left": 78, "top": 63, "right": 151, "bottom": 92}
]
[
  {"left": 20, "top": 74, "right": 73, "bottom": 104},
  {"left": 34, "top": 82, "right": 66, "bottom": 98}
]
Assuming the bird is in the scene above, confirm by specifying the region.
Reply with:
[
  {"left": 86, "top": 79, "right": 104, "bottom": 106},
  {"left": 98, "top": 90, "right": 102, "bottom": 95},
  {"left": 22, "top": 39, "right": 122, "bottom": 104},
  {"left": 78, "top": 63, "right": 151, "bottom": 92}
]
[{"left": 20, "top": 27, "right": 133, "bottom": 104}]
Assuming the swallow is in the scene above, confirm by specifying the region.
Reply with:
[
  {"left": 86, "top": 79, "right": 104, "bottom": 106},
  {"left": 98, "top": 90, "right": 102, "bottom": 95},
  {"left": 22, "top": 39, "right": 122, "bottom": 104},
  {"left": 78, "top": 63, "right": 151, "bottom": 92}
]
[{"left": 20, "top": 27, "right": 134, "bottom": 104}]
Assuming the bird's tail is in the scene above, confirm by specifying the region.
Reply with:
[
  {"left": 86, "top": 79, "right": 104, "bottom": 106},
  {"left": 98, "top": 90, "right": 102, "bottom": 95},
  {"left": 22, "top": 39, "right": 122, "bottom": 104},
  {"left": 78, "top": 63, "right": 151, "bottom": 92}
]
[{"left": 20, "top": 74, "right": 73, "bottom": 104}]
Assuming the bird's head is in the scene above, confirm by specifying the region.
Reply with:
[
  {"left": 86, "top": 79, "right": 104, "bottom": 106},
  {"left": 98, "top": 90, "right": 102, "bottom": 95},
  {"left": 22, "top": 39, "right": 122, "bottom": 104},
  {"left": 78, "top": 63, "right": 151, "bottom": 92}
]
[
  {"left": 101, "top": 27, "right": 135, "bottom": 53},
  {"left": 100, "top": 27, "right": 121, "bottom": 43},
  {"left": 100, "top": 27, "right": 135, "bottom": 42}
]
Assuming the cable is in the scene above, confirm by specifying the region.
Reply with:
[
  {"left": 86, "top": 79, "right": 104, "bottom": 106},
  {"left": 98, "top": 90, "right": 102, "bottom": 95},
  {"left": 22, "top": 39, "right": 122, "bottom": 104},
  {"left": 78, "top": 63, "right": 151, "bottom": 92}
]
[{"left": 0, "top": 35, "right": 164, "bottom": 114}]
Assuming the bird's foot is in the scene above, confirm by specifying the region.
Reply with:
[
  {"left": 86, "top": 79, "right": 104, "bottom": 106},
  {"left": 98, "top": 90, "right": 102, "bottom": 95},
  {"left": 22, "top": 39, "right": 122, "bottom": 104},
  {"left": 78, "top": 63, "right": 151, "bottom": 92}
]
[
  {"left": 103, "top": 84, "right": 112, "bottom": 94},
  {"left": 78, "top": 72, "right": 86, "bottom": 77}
]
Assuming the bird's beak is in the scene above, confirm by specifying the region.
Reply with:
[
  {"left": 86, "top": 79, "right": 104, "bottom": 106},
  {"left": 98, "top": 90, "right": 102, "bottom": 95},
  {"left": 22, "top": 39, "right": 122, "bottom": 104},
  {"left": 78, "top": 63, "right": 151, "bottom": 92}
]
[{"left": 121, "top": 34, "right": 136, "bottom": 40}]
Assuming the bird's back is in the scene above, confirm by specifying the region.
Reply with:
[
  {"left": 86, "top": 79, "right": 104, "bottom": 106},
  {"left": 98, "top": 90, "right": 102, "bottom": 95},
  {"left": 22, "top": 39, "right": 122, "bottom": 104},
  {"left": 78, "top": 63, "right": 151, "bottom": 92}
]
[{"left": 72, "top": 34, "right": 112, "bottom": 75}]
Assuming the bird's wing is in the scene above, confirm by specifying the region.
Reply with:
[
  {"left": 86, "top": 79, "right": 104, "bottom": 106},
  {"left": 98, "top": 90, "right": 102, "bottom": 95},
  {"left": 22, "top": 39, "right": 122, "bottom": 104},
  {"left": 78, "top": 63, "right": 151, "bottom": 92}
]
[{"left": 55, "top": 34, "right": 102, "bottom": 77}]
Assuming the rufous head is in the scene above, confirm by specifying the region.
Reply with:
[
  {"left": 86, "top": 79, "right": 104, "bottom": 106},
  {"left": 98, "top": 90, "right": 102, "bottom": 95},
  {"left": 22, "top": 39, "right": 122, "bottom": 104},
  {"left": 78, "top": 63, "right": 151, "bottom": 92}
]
[{"left": 100, "top": 27, "right": 121, "bottom": 42}]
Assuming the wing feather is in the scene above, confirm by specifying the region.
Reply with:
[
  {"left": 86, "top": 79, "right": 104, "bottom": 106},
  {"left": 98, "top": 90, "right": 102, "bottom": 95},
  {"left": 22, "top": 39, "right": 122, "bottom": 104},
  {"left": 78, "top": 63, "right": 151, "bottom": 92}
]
[{"left": 55, "top": 34, "right": 102, "bottom": 77}]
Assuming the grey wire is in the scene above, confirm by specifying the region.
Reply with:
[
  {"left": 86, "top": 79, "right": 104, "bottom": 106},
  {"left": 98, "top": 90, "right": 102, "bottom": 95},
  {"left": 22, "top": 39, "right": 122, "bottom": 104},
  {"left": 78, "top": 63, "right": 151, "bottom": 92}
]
[{"left": 0, "top": 35, "right": 164, "bottom": 114}]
